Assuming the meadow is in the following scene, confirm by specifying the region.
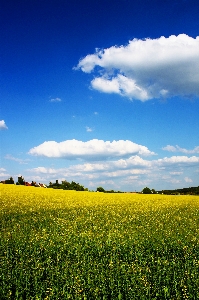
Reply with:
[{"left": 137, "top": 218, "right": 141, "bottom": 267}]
[{"left": 1, "top": 184, "right": 199, "bottom": 299}]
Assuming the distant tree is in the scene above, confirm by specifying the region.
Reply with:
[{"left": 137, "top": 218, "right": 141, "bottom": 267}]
[
  {"left": 142, "top": 187, "right": 151, "bottom": 194},
  {"left": 50, "top": 180, "right": 61, "bottom": 189},
  {"left": 106, "top": 189, "right": 115, "bottom": 193},
  {"left": 17, "top": 176, "right": 25, "bottom": 185},
  {"left": 151, "top": 189, "right": 156, "bottom": 194},
  {"left": 96, "top": 187, "right": 105, "bottom": 192},
  {"left": 48, "top": 179, "right": 85, "bottom": 191},
  {"left": 61, "top": 180, "right": 71, "bottom": 190},
  {"left": 70, "top": 181, "right": 84, "bottom": 191},
  {"left": 5, "top": 177, "right": 14, "bottom": 184},
  {"left": 196, "top": 186, "right": 199, "bottom": 195}
]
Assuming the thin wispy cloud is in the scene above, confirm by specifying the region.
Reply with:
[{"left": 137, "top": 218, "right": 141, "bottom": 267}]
[
  {"left": 0, "top": 120, "right": 8, "bottom": 130},
  {"left": 5, "top": 154, "right": 30, "bottom": 164},
  {"left": 0, "top": 168, "right": 9, "bottom": 179},
  {"left": 86, "top": 126, "right": 93, "bottom": 132},
  {"left": 49, "top": 97, "right": 62, "bottom": 102},
  {"left": 76, "top": 34, "right": 199, "bottom": 101},
  {"left": 162, "top": 145, "right": 199, "bottom": 154},
  {"left": 169, "top": 171, "right": 183, "bottom": 175}
]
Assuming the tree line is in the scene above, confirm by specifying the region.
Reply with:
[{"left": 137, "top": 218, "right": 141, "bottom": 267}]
[
  {"left": 1, "top": 176, "right": 88, "bottom": 192},
  {"left": 2, "top": 177, "right": 199, "bottom": 194},
  {"left": 142, "top": 186, "right": 199, "bottom": 195}
]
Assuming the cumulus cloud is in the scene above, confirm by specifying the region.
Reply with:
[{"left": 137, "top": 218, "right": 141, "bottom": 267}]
[
  {"left": 0, "top": 120, "right": 8, "bottom": 130},
  {"left": 162, "top": 145, "right": 199, "bottom": 154},
  {"left": 28, "top": 154, "right": 199, "bottom": 191},
  {"left": 28, "top": 139, "right": 155, "bottom": 160},
  {"left": 76, "top": 34, "right": 199, "bottom": 101},
  {"left": 155, "top": 156, "right": 199, "bottom": 166}
]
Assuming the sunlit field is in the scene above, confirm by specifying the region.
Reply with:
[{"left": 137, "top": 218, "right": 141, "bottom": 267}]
[{"left": 1, "top": 184, "right": 199, "bottom": 299}]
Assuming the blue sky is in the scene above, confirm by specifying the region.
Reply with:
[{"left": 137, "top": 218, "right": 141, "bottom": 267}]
[{"left": 1, "top": 0, "right": 199, "bottom": 191}]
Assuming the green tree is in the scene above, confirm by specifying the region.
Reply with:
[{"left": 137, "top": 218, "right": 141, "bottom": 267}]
[
  {"left": 5, "top": 177, "right": 14, "bottom": 184},
  {"left": 96, "top": 187, "right": 105, "bottom": 192},
  {"left": 196, "top": 186, "right": 199, "bottom": 195},
  {"left": 70, "top": 181, "right": 84, "bottom": 191},
  {"left": 142, "top": 187, "right": 151, "bottom": 194},
  {"left": 17, "top": 176, "right": 25, "bottom": 185}
]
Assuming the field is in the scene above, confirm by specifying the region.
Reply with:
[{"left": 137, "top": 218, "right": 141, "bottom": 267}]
[{"left": 1, "top": 185, "right": 199, "bottom": 299}]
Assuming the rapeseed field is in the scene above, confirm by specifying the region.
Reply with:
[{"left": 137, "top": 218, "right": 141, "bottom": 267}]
[{"left": 1, "top": 184, "right": 199, "bottom": 299}]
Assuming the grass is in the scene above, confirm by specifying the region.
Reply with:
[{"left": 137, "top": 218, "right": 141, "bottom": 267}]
[{"left": 1, "top": 184, "right": 199, "bottom": 299}]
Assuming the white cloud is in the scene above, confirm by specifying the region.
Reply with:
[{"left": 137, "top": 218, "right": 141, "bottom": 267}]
[
  {"left": 162, "top": 145, "right": 199, "bottom": 154},
  {"left": 50, "top": 97, "right": 61, "bottom": 102},
  {"left": 5, "top": 154, "right": 30, "bottom": 164},
  {"left": 0, "top": 168, "right": 9, "bottom": 179},
  {"left": 30, "top": 167, "right": 58, "bottom": 174},
  {"left": 86, "top": 126, "right": 93, "bottom": 132},
  {"left": 155, "top": 156, "right": 199, "bottom": 166},
  {"left": 184, "top": 177, "right": 193, "bottom": 183},
  {"left": 76, "top": 34, "right": 199, "bottom": 101},
  {"left": 169, "top": 171, "right": 183, "bottom": 175},
  {"left": 0, "top": 120, "right": 8, "bottom": 130},
  {"left": 91, "top": 74, "right": 150, "bottom": 100},
  {"left": 28, "top": 154, "right": 199, "bottom": 191},
  {"left": 28, "top": 139, "right": 155, "bottom": 160}
]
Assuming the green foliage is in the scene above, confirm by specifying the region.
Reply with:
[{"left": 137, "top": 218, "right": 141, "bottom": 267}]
[
  {"left": 96, "top": 186, "right": 105, "bottom": 192},
  {"left": 96, "top": 187, "right": 119, "bottom": 193},
  {"left": 48, "top": 180, "right": 85, "bottom": 191},
  {"left": 196, "top": 186, "right": 199, "bottom": 195},
  {"left": 16, "top": 176, "right": 25, "bottom": 185},
  {"left": 142, "top": 187, "right": 151, "bottom": 194},
  {"left": 5, "top": 177, "right": 14, "bottom": 184},
  {"left": 160, "top": 186, "right": 199, "bottom": 195}
]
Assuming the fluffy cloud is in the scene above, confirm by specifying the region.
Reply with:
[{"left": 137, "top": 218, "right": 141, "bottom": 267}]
[
  {"left": 28, "top": 139, "right": 155, "bottom": 159},
  {"left": 162, "top": 145, "right": 199, "bottom": 154},
  {"left": 155, "top": 156, "right": 199, "bottom": 166},
  {"left": 91, "top": 75, "right": 150, "bottom": 101},
  {"left": 0, "top": 120, "right": 8, "bottom": 130},
  {"left": 76, "top": 34, "right": 199, "bottom": 101},
  {"left": 28, "top": 154, "right": 199, "bottom": 190}
]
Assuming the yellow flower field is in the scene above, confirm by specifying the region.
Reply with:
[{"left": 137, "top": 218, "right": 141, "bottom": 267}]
[{"left": 1, "top": 184, "right": 199, "bottom": 299}]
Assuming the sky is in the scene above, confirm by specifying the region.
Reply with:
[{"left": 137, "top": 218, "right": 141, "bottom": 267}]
[{"left": 1, "top": 0, "right": 199, "bottom": 191}]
